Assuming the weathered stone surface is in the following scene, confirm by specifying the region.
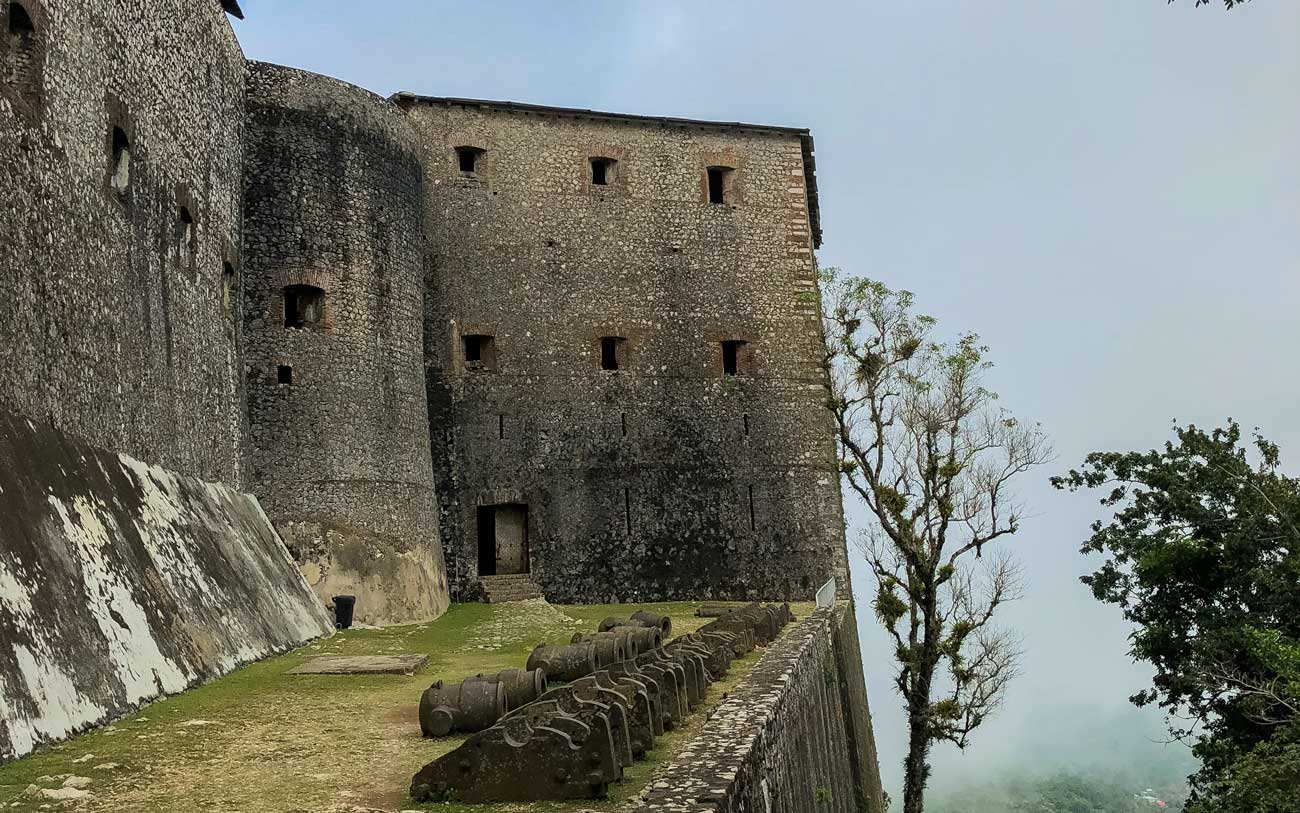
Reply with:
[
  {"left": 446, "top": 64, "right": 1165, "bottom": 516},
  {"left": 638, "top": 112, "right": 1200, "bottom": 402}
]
[
  {"left": 0, "top": 0, "right": 248, "bottom": 486},
  {"left": 288, "top": 655, "right": 428, "bottom": 676},
  {"left": 401, "top": 97, "right": 851, "bottom": 605},
  {"left": 625, "top": 603, "right": 886, "bottom": 813},
  {"left": 0, "top": 410, "right": 333, "bottom": 762},
  {"left": 242, "top": 63, "right": 449, "bottom": 627}
]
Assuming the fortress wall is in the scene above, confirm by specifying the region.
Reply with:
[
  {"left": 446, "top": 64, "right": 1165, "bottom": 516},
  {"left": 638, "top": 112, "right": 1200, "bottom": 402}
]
[
  {"left": 0, "top": 0, "right": 249, "bottom": 485},
  {"left": 404, "top": 99, "right": 849, "bottom": 602},
  {"left": 242, "top": 63, "right": 448, "bottom": 625},
  {"left": 629, "top": 603, "right": 886, "bottom": 813},
  {"left": 0, "top": 409, "right": 333, "bottom": 762}
]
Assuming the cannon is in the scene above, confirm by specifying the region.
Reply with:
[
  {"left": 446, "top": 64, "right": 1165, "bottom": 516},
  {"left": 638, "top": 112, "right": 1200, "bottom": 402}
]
[
  {"left": 666, "top": 637, "right": 729, "bottom": 682},
  {"left": 597, "top": 615, "right": 655, "bottom": 633},
  {"left": 635, "top": 649, "right": 690, "bottom": 715},
  {"left": 609, "top": 659, "right": 682, "bottom": 730},
  {"left": 573, "top": 673, "right": 657, "bottom": 757},
  {"left": 569, "top": 631, "right": 629, "bottom": 666},
  {"left": 527, "top": 641, "right": 599, "bottom": 682},
  {"left": 643, "top": 647, "right": 706, "bottom": 708},
  {"left": 464, "top": 668, "right": 547, "bottom": 709},
  {"left": 603, "top": 662, "right": 664, "bottom": 738},
  {"left": 694, "top": 604, "right": 737, "bottom": 618},
  {"left": 418, "top": 679, "right": 507, "bottom": 737},
  {"left": 410, "top": 714, "right": 620, "bottom": 803},
  {"left": 608, "top": 625, "right": 662, "bottom": 654},
  {"left": 629, "top": 610, "right": 673, "bottom": 637},
  {"left": 509, "top": 683, "right": 635, "bottom": 769}
]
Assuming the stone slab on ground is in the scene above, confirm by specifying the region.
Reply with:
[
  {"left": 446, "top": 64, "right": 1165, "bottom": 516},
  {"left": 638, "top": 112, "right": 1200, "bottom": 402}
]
[{"left": 288, "top": 655, "right": 429, "bottom": 676}]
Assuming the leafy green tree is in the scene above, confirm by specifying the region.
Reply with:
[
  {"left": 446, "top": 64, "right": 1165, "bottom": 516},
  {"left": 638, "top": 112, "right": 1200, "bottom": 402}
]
[
  {"left": 821, "top": 270, "right": 1050, "bottom": 813},
  {"left": 1053, "top": 422, "right": 1300, "bottom": 811}
]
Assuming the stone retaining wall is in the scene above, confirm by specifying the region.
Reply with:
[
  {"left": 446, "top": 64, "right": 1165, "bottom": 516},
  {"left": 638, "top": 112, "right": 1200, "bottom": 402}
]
[
  {"left": 0, "top": 410, "right": 333, "bottom": 762},
  {"left": 628, "top": 602, "right": 885, "bottom": 813}
]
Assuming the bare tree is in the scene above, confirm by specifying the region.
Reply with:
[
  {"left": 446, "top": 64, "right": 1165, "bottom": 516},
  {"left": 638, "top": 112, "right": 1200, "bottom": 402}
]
[{"left": 819, "top": 270, "right": 1051, "bottom": 813}]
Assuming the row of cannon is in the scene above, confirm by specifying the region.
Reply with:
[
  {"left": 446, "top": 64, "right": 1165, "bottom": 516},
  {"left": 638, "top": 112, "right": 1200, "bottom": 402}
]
[{"left": 409, "top": 603, "right": 793, "bottom": 803}]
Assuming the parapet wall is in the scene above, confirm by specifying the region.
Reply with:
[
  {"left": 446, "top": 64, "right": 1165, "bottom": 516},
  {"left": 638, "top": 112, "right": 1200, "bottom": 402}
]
[
  {"left": 0, "top": 409, "right": 333, "bottom": 762},
  {"left": 629, "top": 603, "right": 886, "bottom": 813}
]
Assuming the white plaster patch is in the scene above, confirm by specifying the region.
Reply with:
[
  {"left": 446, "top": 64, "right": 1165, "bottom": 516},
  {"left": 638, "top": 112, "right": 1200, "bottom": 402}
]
[{"left": 48, "top": 494, "right": 192, "bottom": 700}]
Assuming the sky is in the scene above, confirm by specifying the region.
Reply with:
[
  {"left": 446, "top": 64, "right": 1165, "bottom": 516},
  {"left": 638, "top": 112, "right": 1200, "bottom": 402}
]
[{"left": 233, "top": 0, "right": 1300, "bottom": 797}]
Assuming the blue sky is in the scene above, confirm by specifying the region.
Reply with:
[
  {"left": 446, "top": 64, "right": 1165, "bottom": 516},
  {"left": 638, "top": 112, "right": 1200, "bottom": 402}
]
[{"left": 235, "top": 0, "right": 1300, "bottom": 795}]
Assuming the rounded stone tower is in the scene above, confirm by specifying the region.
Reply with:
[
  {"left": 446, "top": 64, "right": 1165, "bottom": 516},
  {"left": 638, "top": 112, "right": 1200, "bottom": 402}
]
[{"left": 242, "top": 62, "right": 447, "bottom": 625}]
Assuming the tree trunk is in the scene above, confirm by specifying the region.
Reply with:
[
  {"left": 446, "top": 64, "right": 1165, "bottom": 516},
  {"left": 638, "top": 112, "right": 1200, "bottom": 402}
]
[{"left": 902, "top": 702, "right": 932, "bottom": 813}]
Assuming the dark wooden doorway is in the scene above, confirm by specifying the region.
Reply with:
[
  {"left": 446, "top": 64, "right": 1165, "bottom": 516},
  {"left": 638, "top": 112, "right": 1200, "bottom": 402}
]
[{"left": 476, "top": 503, "right": 529, "bottom": 576}]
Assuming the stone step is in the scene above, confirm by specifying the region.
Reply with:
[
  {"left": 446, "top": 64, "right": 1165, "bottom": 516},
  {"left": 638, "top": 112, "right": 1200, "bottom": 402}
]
[{"left": 478, "top": 576, "right": 544, "bottom": 604}]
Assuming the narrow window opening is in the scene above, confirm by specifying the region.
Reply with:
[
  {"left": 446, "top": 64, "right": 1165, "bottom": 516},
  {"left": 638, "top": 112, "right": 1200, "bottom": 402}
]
[
  {"left": 276, "top": 365, "right": 292, "bottom": 385},
  {"left": 110, "top": 127, "right": 131, "bottom": 198},
  {"left": 6, "top": 3, "right": 36, "bottom": 92},
  {"left": 498, "top": 414, "right": 505, "bottom": 439},
  {"left": 222, "top": 261, "right": 236, "bottom": 317},
  {"left": 623, "top": 488, "right": 632, "bottom": 536},
  {"left": 743, "top": 413, "right": 750, "bottom": 436},
  {"left": 748, "top": 485, "right": 756, "bottom": 531},
  {"left": 456, "top": 146, "right": 484, "bottom": 173},
  {"left": 283, "top": 284, "right": 325, "bottom": 329},
  {"left": 721, "top": 339, "right": 746, "bottom": 376},
  {"left": 600, "top": 336, "right": 623, "bottom": 371},
  {"left": 177, "top": 206, "right": 195, "bottom": 260},
  {"left": 463, "top": 334, "right": 496, "bottom": 370},
  {"left": 590, "top": 157, "right": 615, "bottom": 186},
  {"left": 707, "top": 166, "right": 733, "bottom": 205},
  {"left": 620, "top": 412, "right": 627, "bottom": 438}
]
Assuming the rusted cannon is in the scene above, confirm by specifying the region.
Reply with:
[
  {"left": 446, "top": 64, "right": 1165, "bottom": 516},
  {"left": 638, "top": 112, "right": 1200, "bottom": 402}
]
[
  {"left": 597, "top": 615, "right": 655, "bottom": 633},
  {"left": 609, "top": 659, "right": 682, "bottom": 730},
  {"left": 574, "top": 673, "right": 657, "bottom": 757},
  {"left": 629, "top": 610, "right": 673, "bottom": 637},
  {"left": 608, "top": 624, "right": 662, "bottom": 654},
  {"left": 418, "top": 679, "right": 507, "bottom": 737},
  {"left": 410, "top": 715, "right": 620, "bottom": 803},
  {"left": 636, "top": 649, "right": 692, "bottom": 713},
  {"left": 645, "top": 647, "right": 706, "bottom": 708},
  {"left": 569, "top": 631, "right": 629, "bottom": 666},
  {"left": 666, "top": 636, "right": 730, "bottom": 681},
  {"left": 510, "top": 682, "right": 635, "bottom": 768},
  {"left": 603, "top": 662, "right": 664, "bottom": 737},
  {"left": 464, "top": 667, "right": 547, "bottom": 709},
  {"left": 527, "top": 641, "right": 599, "bottom": 682},
  {"left": 694, "top": 604, "right": 736, "bottom": 618}
]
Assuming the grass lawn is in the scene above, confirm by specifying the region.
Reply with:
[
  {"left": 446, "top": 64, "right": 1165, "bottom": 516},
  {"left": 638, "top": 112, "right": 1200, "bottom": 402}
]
[{"left": 0, "top": 600, "right": 809, "bottom": 813}]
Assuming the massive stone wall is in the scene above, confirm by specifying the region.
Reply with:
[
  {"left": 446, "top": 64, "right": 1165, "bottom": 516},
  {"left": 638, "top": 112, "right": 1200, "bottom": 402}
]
[
  {"left": 628, "top": 603, "right": 886, "bottom": 813},
  {"left": 0, "top": 409, "right": 333, "bottom": 762},
  {"left": 401, "top": 98, "right": 850, "bottom": 603},
  {"left": 242, "top": 64, "right": 449, "bottom": 625},
  {"left": 0, "top": 0, "right": 248, "bottom": 485}
]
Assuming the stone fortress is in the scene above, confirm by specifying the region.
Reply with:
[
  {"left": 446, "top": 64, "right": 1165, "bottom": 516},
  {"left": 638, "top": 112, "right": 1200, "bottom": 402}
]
[
  {"left": 1, "top": 0, "right": 847, "bottom": 627},
  {"left": 0, "top": 2, "right": 882, "bottom": 808}
]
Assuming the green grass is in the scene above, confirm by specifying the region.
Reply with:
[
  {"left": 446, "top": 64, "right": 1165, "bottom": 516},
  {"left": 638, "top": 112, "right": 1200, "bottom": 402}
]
[{"left": 0, "top": 600, "right": 804, "bottom": 813}]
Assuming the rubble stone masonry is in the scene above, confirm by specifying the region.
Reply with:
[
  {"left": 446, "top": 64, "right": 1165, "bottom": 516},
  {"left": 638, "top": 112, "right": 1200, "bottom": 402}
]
[{"left": 402, "top": 97, "right": 849, "bottom": 603}]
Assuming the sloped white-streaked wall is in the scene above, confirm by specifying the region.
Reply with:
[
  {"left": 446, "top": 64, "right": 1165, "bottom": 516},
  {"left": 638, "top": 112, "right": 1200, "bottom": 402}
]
[{"left": 0, "top": 410, "right": 333, "bottom": 762}]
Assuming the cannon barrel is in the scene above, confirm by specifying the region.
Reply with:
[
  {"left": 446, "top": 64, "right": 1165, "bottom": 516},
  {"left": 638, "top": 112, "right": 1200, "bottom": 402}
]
[
  {"left": 608, "top": 625, "right": 662, "bottom": 654},
  {"left": 527, "top": 641, "right": 599, "bottom": 682},
  {"left": 418, "top": 679, "right": 507, "bottom": 737},
  {"left": 629, "top": 610, "right": 673, "bottom": 637},
  {"left": 569, "top": 632, "right": 627, "bottom": 667},
  {"left": 464, "top": 668, "right": 547, "bottom": 709}
]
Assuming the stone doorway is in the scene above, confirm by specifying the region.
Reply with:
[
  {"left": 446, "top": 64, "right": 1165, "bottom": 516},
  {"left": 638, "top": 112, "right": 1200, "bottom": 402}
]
[{"left": 476, "top": 503, "right": 528, "bottom": 576}]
